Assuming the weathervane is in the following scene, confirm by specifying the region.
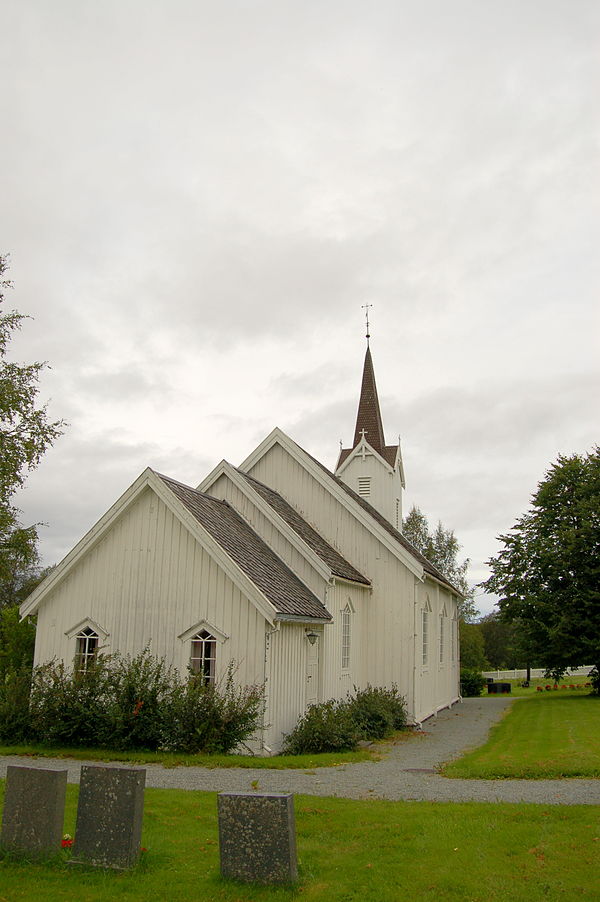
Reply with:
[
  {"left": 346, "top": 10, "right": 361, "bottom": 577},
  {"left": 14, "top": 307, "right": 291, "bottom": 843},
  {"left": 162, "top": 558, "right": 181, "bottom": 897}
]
[{"left": 361, "top": 303, "right": 373, "bottom": 345}]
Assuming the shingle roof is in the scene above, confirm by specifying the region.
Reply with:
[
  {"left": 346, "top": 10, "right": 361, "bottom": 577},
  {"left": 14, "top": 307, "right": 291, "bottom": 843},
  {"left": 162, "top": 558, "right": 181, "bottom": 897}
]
[
  {"left": 157, "top": 473, "right": 331, "bottom": 621},
  {"left": 237, "top": 470, "right": 371, "bottom": 586},
  {"left": 336, "top": 347, "right": 398, "bottom": 470},
  {"left": 354, "top": 346, "right": 386, "bottom": 452},
  {"left": 337, "top": 444, "right": 398, "bottom": 470}
]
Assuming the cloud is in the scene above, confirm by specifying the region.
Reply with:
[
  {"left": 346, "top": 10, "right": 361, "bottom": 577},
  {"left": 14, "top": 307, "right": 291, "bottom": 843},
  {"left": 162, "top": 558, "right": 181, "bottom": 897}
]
[
  {"left": 15, "top": 432, "right": 216, "bottom": 567},
  {"left": 2, "top": 0, "right": 598, "bottom": 622}
]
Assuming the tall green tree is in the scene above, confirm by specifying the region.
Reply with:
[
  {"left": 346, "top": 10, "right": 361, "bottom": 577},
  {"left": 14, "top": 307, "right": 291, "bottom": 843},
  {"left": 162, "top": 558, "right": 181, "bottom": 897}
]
[
  {"left": 478, "top": 612, "right": 519, "bottom": 670},
  {"left": 403, "top": 505, "right": 476, "bottom": 621},
  {"left": 0, "top": 254, "right": 64, "bottom": 600},
  {"left": 482, "top": 449, "right": 600, "bottom": 684},
  {"left": 459, "top": 622, "right": 487, "bottom": 670}
]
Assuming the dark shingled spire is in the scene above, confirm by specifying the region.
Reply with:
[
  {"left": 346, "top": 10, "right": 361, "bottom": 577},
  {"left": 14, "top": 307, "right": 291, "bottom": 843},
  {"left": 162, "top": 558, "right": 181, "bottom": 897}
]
[{"left": 352, "top": 346, "right": 385, "bottom": 454}]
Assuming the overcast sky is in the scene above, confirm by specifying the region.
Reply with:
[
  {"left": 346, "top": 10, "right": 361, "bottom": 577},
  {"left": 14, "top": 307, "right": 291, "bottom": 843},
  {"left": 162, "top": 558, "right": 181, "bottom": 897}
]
[{"left": 3, "top": 0, "right": 599, "bottom": 616}]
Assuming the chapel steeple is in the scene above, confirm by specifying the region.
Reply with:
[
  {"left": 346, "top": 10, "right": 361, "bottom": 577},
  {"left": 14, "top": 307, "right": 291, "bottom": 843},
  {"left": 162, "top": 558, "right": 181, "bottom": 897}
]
[
  {"left": 335, "top": 333, "right": 405, "bottom": 529},
  {"left": 352, "top": 345, "right": 386, "bottom": 455}
]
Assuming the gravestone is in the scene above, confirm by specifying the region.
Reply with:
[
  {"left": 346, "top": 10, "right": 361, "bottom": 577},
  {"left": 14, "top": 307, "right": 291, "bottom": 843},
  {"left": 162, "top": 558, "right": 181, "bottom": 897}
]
[
  {"left": 1, "top": 765, "right": 67, "bottom": 855},
  {"left": 217, "top": 791, "right": 298, "bottom": 884},
  {"left": 70, "top": 765, "right": 145, "bottom": 869}
]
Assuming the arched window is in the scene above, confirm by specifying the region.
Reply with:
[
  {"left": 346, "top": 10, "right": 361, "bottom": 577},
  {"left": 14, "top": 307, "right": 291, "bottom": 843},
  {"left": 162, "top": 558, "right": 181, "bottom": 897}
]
[
  {"left": 190, "top": 629, "right": 217, "bottom": 684},
  {"left": 439, "top": 604, "right": 447, "bottom": 664},
  {"left": 76, "top": 627, "right": 99, "bottom": 673},
  {"left": 341, "top": 603, "right": 352, "bottom": 670},
  {"left": 422, "top": 598, "right": 432, "bottom": 666}
]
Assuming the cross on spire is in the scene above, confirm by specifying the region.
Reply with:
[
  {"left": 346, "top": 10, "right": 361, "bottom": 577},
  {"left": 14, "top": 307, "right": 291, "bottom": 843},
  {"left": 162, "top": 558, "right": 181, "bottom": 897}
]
[{"left": 361, "top": 303, "right": 373, "bottom": 345}]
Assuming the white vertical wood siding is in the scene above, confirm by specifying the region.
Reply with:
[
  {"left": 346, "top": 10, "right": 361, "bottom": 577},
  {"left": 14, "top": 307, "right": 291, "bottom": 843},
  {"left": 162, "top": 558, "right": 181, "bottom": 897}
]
[
  {"left": 248, "top": 442, "right": 459, "bottom": 723},
  {"left": 264, "top": 622, "right": 310, "bottom": 751},
  {"left": 413, "top": 579, "right": 460, "bottom": 723},
  {"left": 338, "top": 451, "right": 403, "bottom": 528},
  {"left": 320, "top": 582, "right": 367, "bottom": 700},
  {"left": 33, "top": 487, "right": 268, "bottom": 698}
]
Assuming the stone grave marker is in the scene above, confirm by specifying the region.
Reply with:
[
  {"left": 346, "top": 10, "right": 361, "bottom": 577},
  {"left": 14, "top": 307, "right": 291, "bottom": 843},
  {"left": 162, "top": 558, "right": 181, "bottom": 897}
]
[
  {"left": 1, "top": 765, "right": 67, "bottom": 855},
  {"left": 217, "top": 791, "right": 298, "bottom": 884},
  {"left": 70, "top": 764, "right": 145, "bottom": 869}
]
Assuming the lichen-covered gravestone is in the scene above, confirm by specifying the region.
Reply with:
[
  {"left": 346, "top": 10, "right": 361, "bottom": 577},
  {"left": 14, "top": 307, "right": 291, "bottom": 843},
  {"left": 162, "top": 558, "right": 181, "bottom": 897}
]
[
  {"left": 1, "top": 765, "right": 67, "bottom": 855},
  {"left": 70, "top": 765, "right": 145, "bottom": 869},
  {"left": 217, "top": 792, "right": 298, "bottom": 883}
]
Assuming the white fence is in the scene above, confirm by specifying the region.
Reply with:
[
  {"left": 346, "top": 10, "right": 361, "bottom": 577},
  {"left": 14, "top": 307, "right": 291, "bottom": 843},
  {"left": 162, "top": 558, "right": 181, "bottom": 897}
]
[{"left": 482, "top": 667, "right": 594, "bottom": 681}]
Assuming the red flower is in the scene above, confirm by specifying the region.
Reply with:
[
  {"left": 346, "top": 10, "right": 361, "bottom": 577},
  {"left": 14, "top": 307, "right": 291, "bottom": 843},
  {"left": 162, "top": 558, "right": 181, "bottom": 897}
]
[{"left": 61, "top": 839, "right": 73, "bottom": 848}]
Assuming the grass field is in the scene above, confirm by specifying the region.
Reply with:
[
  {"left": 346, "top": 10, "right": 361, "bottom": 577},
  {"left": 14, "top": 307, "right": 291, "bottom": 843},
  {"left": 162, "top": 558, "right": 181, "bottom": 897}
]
[
  {"left": 0, "top": 784, "right": 598, "bottom": 902},
  {"left": 443, "top": 693, "right": 600, "bottom": 779},
  {"left": 481, "top": 674, "right": 594, "bottom": 698},
  {"left": 0, "top": 744, "right": 374, "bottom": 769}
]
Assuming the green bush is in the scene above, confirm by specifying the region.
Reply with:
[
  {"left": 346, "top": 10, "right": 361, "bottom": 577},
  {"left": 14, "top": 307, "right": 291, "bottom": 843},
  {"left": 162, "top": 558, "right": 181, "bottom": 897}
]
[
  {"left": 589, "top": 666, "right": 599, "bottom": 697},
  {"left": 346, "top": 684, "right": 407, "bottom": 740},
  {"left": 22, "top": 650, "right": 264, "bottom": 753},
  {"left": 28, "top": 658, "right": 115, "bottom": 746},
  {"left": 282, "top": 699, "right": 358, "bottom": 754},
  {"left": 283, "top": 684, "right": 409, "bottom": 754},
  {"left": 460, "top": 668, "right": 486, "bottom": 697},
  {"left": 166, "top": 663, "right": 265, "bottom": 753},
  {"left": 0, "top": 666, "right": 32, "bottom": 742},
  {"left": 105, "top": 649, "right": 179, "bottom": 750}
]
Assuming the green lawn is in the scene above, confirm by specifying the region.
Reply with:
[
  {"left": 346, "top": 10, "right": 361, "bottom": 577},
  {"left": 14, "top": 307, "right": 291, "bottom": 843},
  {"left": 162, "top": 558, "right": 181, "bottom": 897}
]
[
  {"left": 1, "top": 784, "right": 598, "bottom": 902},
  {"left": 443, "top": 693, "right": 600, "bottom": 779},
  {"left": 481, "top": 675, "right": 593, "bottom": 698},
  {"left": 0, "top": 743, "right": 373, "bottom": 770}
]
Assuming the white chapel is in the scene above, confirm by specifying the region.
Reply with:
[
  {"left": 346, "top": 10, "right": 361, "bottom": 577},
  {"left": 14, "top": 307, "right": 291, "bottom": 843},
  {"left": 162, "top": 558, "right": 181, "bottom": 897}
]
[{"left": 22, "top": 343, "right": 461, "bottom": 752}]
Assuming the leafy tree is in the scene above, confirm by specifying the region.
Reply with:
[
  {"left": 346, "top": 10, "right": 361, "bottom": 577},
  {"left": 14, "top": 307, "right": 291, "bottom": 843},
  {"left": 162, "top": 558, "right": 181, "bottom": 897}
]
[
  {"left": 478, "top": 612, "right": 519, "bottom": 670},
  {"left": 477, "top": 611, "right": 540, "bottom": 671},
  {"left": 0, "top": 562, "right": 53, "bottom": 610},
  {"left": 459, "top": 622, "right": 487, "bottom": 670},
  {"left": 482, "top": 449, "right": 600, "bottom": 685},
  {"left": 403, "top": 505, "right": 476, "bottom": 620},
  {"left": 0, "top": 604, "right": 36, "bottom": 677},
  {"left": 0, "top": 255, "right": 64, "bottom": 599}
]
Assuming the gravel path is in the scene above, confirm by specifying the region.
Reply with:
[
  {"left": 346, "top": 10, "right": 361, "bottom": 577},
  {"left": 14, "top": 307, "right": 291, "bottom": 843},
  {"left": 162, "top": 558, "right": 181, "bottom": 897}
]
[{"left": 1, "top": 698, "right": 598, "bottom": 805}]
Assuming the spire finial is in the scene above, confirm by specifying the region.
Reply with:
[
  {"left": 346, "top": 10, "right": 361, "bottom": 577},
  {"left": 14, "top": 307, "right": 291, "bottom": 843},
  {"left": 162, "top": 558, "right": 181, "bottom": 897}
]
[{"left": 361, "top": 303, "right": 373, "bottom": 345}]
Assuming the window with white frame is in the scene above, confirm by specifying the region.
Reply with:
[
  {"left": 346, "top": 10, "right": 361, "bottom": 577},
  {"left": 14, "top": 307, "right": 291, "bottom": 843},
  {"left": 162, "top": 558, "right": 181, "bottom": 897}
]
[
  {"left": 451, "top": 617, "right": 457, "bottom": 663},
  {"left": 439, "top": 605, "right": 447, "bottom": 664},
  {"left": 190, "top": 629, "right": 217, "bottom": 684},
  {"left": 422, "top": 599, "right": 431, "bottom": 666},
  {"left": 76, "top": 627, "right": 99, "bottom": 673},
  {"left": 341, "top": 603, "right": 352, "bottom": 670}
]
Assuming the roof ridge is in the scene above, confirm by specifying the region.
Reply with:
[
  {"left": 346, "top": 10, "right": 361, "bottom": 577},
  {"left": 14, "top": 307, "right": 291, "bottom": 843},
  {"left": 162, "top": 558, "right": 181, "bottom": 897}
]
[
  {"left": 156, "top": 471, "right": 230, "bottom": 507},
  {"left": 156, "top": 471, "right": 332, "bottom": 620},
  {"left": 236, "top": 468, "right": 371, "bottom": 586}
]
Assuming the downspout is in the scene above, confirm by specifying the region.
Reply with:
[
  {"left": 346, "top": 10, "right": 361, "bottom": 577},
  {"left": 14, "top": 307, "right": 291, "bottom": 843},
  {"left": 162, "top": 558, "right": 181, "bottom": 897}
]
[
  {"left": 261, "top": 622, "right": 280, "bottom": 755},
  {"left": 412, "top": 577, "right": 418, "bottom": 725}
]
